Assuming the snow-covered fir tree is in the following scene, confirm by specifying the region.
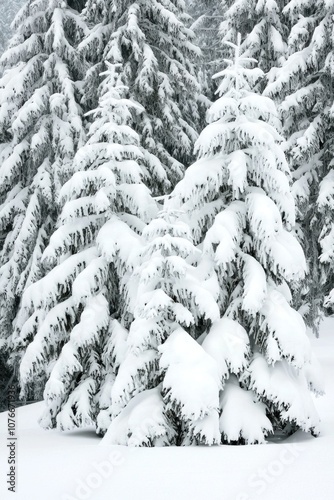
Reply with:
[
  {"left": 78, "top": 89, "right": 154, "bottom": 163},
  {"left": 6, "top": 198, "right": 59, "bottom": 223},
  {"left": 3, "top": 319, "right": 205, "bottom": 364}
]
[
  {"left": 265, "top": 0, "right": 334, "bottom": 329},
  {"left": 81, "top": 0, "right": 202, "bottom": 191},
  {"left": 15, "top": 63, "right": 164, "bottom": 429},
  {"left": 98, "top": 208, "right": 222, "bottom": 445},
  {"left": 221, "top": 0, "right": 288, "bottom": 74},
  {"left": 168, "top": 37, "right": 322, "bottom": 443},
  {"left": 0, "top": 0, "right": 87, "bottom": 392}
]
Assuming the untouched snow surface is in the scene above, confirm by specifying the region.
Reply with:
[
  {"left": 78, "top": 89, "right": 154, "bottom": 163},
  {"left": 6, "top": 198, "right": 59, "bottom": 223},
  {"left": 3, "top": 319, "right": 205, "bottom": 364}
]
[{"left": 1, "top": 318, "right": 334, "bottom": 500}]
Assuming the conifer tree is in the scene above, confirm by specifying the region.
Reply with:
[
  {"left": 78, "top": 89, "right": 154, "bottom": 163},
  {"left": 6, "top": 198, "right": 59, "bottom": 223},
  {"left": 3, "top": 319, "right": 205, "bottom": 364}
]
[
  {"left": 265, "top": 0, "right": 334, "bottom": 328},
  {"left": 100, "top": 208, "right": 222, "bottom": 445},
  {"left": 15, "top": 63, "right": 162, "bottom": 429},
  {"left": 221, "top": 0, "right": 288, "bottom": 73},
  {"left": 0, "top": 0, "right": 87, "bottom": 389},
  {"left": 81, "top": 0, "right": 202, "bottom": 191},
  {"left": 169, "top": 37, "right": 322, "bottom": 443}
]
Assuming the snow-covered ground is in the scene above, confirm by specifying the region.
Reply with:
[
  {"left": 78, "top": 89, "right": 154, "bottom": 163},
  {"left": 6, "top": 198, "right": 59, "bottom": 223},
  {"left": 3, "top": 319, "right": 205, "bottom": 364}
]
[{"left": 0, "top": 318, "right": 333, "bottom": 500}]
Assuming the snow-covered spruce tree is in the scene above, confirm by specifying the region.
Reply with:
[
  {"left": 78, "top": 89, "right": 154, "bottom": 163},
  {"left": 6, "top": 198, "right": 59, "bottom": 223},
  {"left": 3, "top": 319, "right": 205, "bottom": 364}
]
[
  {"left": 14, "top": 63, "right": 163, "bottom": 430},
  {"left": 169, "top": 37, "right": 322, "bottom": 443},
  {"left": 221, "top": 0, "right": 288, "bottom": 74},
  {"left": 81, "top": 0, "right": 201, "bottom": 191},
  {"left": 0, "top": 0, "right": 87, "bottom": 393},
  {"left": 99, "top": 209, "right": 223, "bottom": 445},
  {"left": 265, "top": 0, "right": 334, "bottom": 329}
]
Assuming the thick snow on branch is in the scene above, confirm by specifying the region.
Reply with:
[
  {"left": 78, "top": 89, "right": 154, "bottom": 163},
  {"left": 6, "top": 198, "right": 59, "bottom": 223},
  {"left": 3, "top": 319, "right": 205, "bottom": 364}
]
[
  {"left": 247, "top": 354, "right": 320, "bottom": 434},
  {"left": 202, "top": 318, "right": 250, "bottom": 380},
  {"left": 220, "top": 377, "right": 273, "bottom": 444},
  {"left": 159, "top": 328, "right": 221, "bottom": 422},
  {"left": 262, "top": 289, "right": 312, "bottom": 368},
  {"left": 102, "top": 387, "right": 175, "bottom": 447}
]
